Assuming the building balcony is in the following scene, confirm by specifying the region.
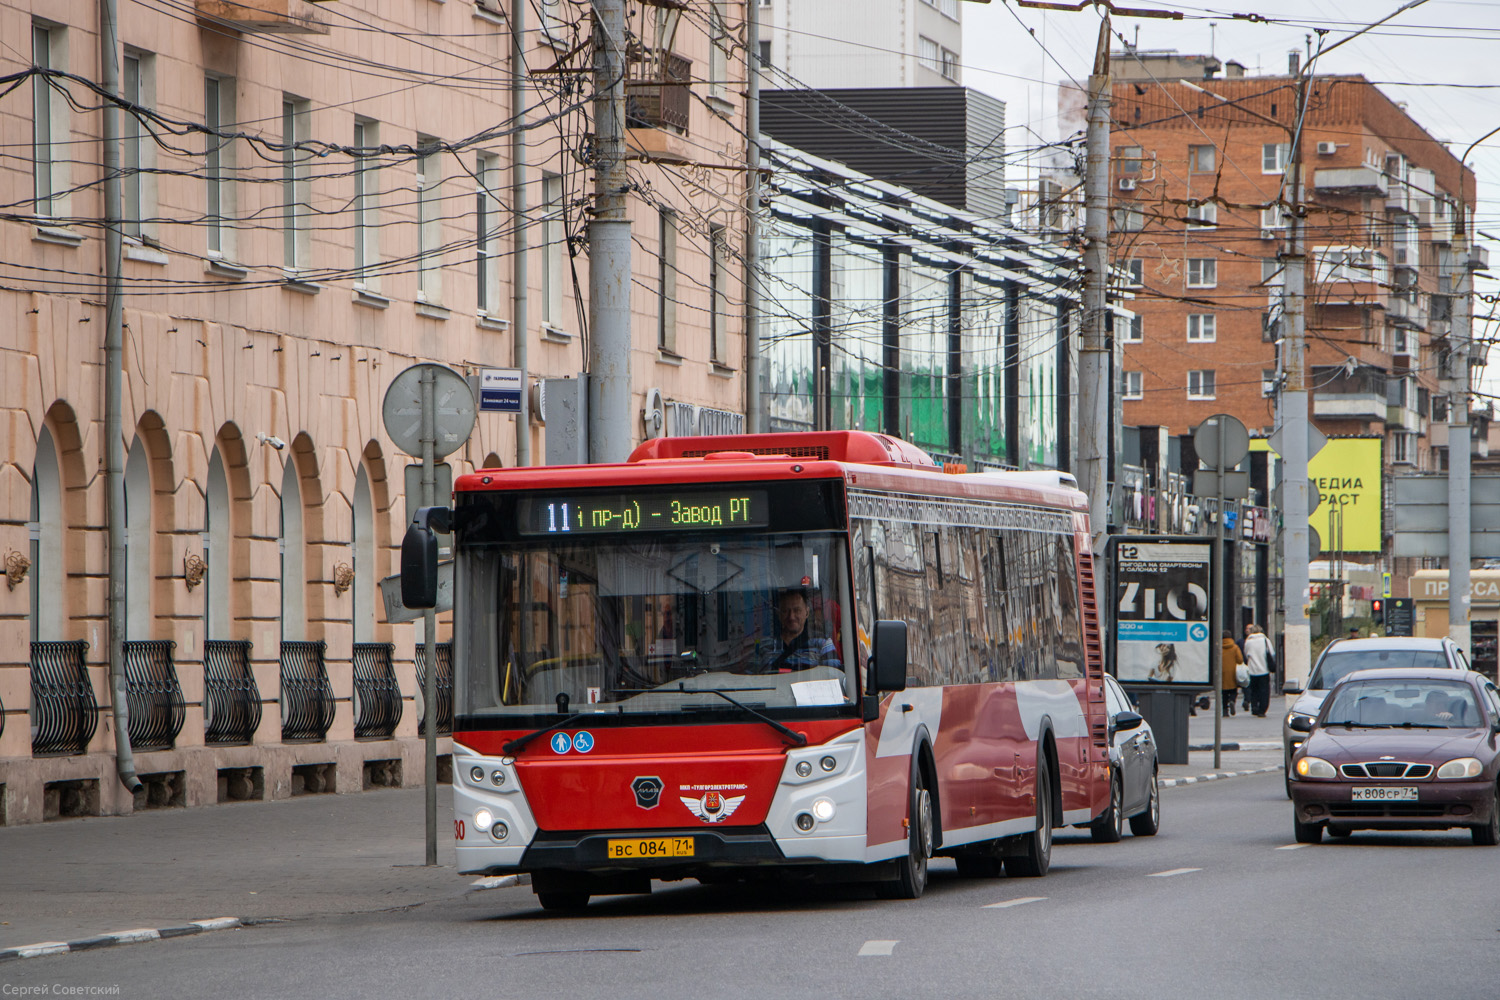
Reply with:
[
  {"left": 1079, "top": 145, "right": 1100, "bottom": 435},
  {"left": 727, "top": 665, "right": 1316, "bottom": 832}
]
[
  {"left": 1470, "top": 245, "right": 1491, "bottom": 271},
  {"left": 1314, "top": 166, "right": 1388, "bottom": 196},
  {"left": 1312, "top": 366, "right": 1389, "bottom": 422},
  {"left": 195, "top": 0, "right": 332, "bottom": 33},
  {"left": 627, "top": 53, "right": 692, "bottom": 133},
  {"left": 1387, "top": 293, "right": 1427, "bottom": 330},
  {"left": 1387, "top": 404, "right": 1425, "bottom": 433}
]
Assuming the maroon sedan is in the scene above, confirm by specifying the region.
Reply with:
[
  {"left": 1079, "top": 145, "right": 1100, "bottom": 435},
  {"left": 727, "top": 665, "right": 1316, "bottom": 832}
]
[{"left": 1288, "top": 666, "right": 1500, "bottom": 845}]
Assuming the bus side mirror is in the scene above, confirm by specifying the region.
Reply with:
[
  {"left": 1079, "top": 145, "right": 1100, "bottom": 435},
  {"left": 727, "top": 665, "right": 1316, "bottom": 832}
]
[
  {"left": 400, "top": 506, "right": 450, "bottom": 609},
  {"left": 870, "top": 620, "right": 908, "bottom": 695}
]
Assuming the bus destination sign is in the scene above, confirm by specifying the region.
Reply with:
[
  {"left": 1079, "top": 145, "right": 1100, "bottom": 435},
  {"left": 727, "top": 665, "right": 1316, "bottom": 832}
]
[{"left": 517, "top": 490, "right": 770, "bottom": 536}]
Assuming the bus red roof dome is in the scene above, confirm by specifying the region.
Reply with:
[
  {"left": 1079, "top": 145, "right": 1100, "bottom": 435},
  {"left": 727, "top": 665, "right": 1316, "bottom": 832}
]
[{"left": 627, "top": 431, "right": 938, "bottom": 468}]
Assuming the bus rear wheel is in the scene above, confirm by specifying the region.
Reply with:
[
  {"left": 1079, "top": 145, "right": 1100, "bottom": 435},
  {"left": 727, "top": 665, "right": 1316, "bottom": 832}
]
[
  {"left": 876, "top": 762, "right": 932, "bottom": 899},
  {"left": 1005, "top": 756, "right": 1052, "bottom": 878}
]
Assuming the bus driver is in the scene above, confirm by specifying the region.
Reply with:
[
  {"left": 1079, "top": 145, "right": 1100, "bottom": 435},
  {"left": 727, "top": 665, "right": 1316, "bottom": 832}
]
[{"left": 749, "top": 588, "right": 841, "bottom": 673}]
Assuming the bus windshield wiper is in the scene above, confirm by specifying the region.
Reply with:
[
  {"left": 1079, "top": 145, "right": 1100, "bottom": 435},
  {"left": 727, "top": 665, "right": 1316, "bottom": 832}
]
[
  {"left": 681, "top": 683, "right": 808, "bottom": 747},
  {"left": 502, "top": 713, "right": 590, "bottom": 755}
]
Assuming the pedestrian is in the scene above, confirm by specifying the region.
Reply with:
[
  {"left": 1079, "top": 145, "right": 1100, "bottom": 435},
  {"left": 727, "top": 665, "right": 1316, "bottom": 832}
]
[
  {"left": 1242, "top": 623, "right": 1274, "bottom": 718},
  {"left": 1221, "top": 630, "right": 1244, "bottom": 717}
]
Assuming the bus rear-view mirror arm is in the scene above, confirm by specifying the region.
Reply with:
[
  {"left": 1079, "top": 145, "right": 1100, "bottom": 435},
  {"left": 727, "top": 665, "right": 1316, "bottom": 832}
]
[{"left": 864, "top": 620, "right": 909, "bottom": 721}]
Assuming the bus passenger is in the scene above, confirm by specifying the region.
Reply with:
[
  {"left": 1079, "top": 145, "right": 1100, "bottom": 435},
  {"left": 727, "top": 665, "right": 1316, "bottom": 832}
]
[{"left": 750, "top": 588, "right": 841, "bottom": 673}]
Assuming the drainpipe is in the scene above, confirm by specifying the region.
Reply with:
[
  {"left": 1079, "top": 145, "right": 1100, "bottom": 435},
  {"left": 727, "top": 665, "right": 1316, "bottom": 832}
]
[
  {"left": 510, "top": 0, "right": 530, "bottom": 465},
  {"left": 100, "top": 0, "right": 140, "bottom": 794},
  {"left": 744, "top": 0, "right": 763, "bottom": 432}
]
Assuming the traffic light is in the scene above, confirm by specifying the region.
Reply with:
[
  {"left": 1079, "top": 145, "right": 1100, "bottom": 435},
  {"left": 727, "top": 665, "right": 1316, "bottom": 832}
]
[{"left": 1372, "top": 598, "right": 1384, "bottom": 625}]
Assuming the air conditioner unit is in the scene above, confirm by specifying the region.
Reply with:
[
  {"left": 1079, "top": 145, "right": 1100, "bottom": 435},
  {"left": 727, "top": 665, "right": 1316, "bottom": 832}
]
[
  {"left": 642, "top": 387, "right": 666, "bottom": 439},
  {"left": 1118, "top": 178, "right": 1137, "bottom": 192},
  {"left": 1316, "top": 141, "right": 1337, "bottom": 156}
]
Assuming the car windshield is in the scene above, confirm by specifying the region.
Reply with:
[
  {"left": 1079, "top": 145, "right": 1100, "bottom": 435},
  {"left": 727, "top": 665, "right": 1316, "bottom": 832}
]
[
  {"left": 1309, "top": 647, "right": 1447, "bottom": 690},
  {"left": 454, "top": 532, "right": 856, "bottom": 723},
  {"left": 1322, "top": 679, "right": 1481, "bottom": 729}
]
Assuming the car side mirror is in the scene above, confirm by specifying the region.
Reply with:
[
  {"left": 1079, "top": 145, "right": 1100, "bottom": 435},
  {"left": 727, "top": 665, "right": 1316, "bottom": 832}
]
[
  {"left": 1289, "top": 715, "right": 1313, "bottom": 733},
  {"left": 1282, "top": 679, "right": 1304, "bottom": 695},
  {"left": 1114, "top": 710, "right": 1143, "bottom": 732}
]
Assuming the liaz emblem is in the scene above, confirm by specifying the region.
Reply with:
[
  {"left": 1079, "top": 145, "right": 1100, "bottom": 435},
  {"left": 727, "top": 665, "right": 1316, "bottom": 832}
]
[
  {"left": 631, "top": 776, "right": 664, "bottom": 810},
  {"left": 682, "top": 790, "right": 745, "bottom": 824}
]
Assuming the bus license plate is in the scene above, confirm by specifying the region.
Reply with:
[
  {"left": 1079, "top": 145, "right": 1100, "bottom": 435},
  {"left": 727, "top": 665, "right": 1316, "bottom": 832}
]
[
  {"left": 1351, "top": 786, "right": 1417, "bottom": 801},
  {"left": 606, "top": 837, "right": 695, "bottom": 859}
]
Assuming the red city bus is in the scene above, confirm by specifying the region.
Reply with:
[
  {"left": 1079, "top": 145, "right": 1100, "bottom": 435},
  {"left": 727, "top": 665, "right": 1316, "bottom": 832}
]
[{"left": 401, "top": 431, "right": 1111, "bottom": 909}]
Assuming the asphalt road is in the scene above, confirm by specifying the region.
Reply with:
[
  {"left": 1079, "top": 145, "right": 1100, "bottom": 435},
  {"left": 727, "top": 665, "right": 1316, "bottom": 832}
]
[{"left": 9, "top": 772, "right": 1500, "bottom": 1000}]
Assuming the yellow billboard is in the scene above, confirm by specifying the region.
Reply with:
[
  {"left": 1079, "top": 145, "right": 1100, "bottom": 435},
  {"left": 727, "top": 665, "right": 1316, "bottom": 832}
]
[{"left": 1250, "top": 436, "right": 1383, "bottom": 553}]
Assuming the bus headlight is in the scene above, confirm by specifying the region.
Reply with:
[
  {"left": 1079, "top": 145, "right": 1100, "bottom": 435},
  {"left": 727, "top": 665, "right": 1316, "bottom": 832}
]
[
  {"left": 795, "top": 812, "right": 815, "bottom": 832},
  {"left": 795, "top": 761, "right": 813, "bottom": 777},
  {"left": 474, "top": 808, "right": 494, "bottom": 831},
  {"left": 812, "top": 798, "right": 836, "bottom": 823}
]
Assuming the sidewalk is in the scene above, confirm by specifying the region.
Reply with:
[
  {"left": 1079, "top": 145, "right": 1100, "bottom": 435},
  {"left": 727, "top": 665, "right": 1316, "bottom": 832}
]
[
  {"left": 1159, "top": 693, "right": 1289, "bottom": 786},
  {"left": 0, "top": 786, "right": 470, "bottom": 956}
]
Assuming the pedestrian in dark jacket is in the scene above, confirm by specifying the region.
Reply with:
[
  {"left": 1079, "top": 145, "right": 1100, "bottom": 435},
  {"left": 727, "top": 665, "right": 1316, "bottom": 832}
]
[{"left": 1221, "top": 632, "right": 1243, "bottom": 717}]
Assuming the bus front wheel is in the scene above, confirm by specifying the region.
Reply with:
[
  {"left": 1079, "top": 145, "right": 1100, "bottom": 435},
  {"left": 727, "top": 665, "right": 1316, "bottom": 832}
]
[{"left": 876, "top": 761, "right": 932, "bottom": 899}]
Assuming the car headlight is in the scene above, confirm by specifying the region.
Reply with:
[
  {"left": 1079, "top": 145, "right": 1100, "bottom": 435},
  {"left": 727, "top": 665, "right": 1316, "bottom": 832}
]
[
  {"left": 1294, "top": 756, "right": 1336, "bottom": 779},
  {"left": 1285, "top": 711, "right": 1313, "bottom": 727},
  {"left": 1436, "top": 757, "right": 1483, "bottom": 780}
]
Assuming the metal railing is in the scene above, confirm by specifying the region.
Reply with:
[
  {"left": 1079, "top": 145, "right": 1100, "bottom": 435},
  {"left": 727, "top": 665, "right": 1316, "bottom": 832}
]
[
  {"left": 281, "top": 640, "right": 334, "bottom": 743},
  {"left": 123, "top": 639, "right": 186, "bottom": 752},
  {"left": 415, "top": 641, "right": 454, "bottom": 736},
  {"left": 30, "top": 640, "right": 97, "bottom": 757},
  {"left": 352, "top": 642, "right": 402, "bottom": 740},
  {"left": 626, "top": 52, "right": 691, "bottom": 131},
  {"left": 204, "top": 639, "right": 262, "bottom": 746}
]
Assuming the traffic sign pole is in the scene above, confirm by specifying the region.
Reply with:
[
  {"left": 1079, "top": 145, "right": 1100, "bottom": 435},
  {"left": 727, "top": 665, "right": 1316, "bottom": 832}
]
[{"left": 421, "top": 367, "right": 439, "bottom": 868}]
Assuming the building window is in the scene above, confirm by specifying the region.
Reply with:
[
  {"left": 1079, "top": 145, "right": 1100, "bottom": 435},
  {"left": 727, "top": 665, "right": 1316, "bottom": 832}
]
[
  {"left": 709, "top": 224, "right": 728, "bottom": 364},
  {"left": 1186, "top": 314, "right": 1216, "bottom": 342},
  {"left": 1113, "top": 205, "right": 1144, "bottom": 232},
  {"left": 123, "top": 50, "right": 156, "bottom": 242},
  {"left": 1123, "top": 371, "right": 1143, "bottom": 399},
  {"left": 32, "top": 23, "right": 67, "bottom": 218},
  {"left": 1122, "top": 314, "right": 1143, "bottom": 343},
  {"left": 1187, "top": 370, "right": 1216, "bottom": 399},
  {"left": 757, "top": 39, "right": 771, "bottom": 70},
  {"left": 1392, "top": 431, "right": 1413, "bottom": 464},
  {"left": 940, "top": 49, "right": 959, "bottom": 81},
  {"left": 352, "top": 118, "right": 380, "bottom": 289},
  {"left": 1189, "top": 144, "right": 1215, "bottom": 173},
  {"left": 1261, "top": 259, "right": 1284, "bottom": 287},
  {"left": 541, "top": 172, "right": 565, "bottom": 326},
  {"left": 416, "top": 134, "right": 442, "bottom": 302},
  {"left": 918, "top": 36, "right": 940, "bottom": 73},
  {"left": 709, "top": 2, "right": 728, "bottom": 99},
  {"left": 1186, "top": 258, "right": 1217, "bottom": 288},
  {"left": 1262, "top": 369, "right": 1277, "bottom": 397},
  {"left": 1187, "top": 201, "right": 1216, "bottom": 228},
  {"left": 1118, "top": 146, "right": 1142, "bottom": 174},
  {"left": 658, "top": 208, "right": 679, "bottom": 353},
  {"left": 204, "top": 75, "right": 236, "bottom": 258},
  {"left": 939, "top": 0, "right": 960, "bottom": 17},
  {"left": 1126, "top": 258, "right": 1144, "bottom": 287},
  {"left": 281, "top": 96, "right": 311, "bottom": 272},
  {"left": 1262, "top": 142, "right": 1289, "bottom": 174},
  {"left": 1260, "top": 205, "right": 1289, "bottom": 235},
  {"left": 476, "top": 153, "right": 499, "bottom": 314}
]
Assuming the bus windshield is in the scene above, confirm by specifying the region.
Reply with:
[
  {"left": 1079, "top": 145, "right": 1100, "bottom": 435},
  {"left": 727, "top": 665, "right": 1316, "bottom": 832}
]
[{"left": 455, "top": 531, "right": 856, "bottom": 724}]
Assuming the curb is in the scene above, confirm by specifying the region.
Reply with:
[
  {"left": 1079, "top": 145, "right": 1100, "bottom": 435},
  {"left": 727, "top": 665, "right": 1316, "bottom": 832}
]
[
  {"left": 0, "top": 917, "right": 242, "bottom": 965},
  {"left": 1161, "top": 765, "right": 1281, "bottom": 788},
  {"left": 1187, "top": 741, "right": 1281, "bottom": 752}
]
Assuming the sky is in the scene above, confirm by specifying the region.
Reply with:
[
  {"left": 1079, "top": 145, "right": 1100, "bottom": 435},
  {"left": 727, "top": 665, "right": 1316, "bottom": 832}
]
[{"left": 961, "top": 0, "right": 1500, "bottom": 402}]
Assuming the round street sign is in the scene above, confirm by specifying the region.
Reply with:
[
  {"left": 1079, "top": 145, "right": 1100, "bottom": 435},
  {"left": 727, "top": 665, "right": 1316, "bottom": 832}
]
[
  {"left": 382, "top": 363, "right": 476, "bottom": 460},
  {"left": 1193, "top": 413, "right": 1249, "bottom": 470}
]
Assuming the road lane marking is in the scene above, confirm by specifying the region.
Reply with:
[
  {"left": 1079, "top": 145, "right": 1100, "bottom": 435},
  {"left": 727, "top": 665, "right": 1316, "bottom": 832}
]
[
  {"left": 1276, "top": 844, "right": 1307, "bottom": 851},
  {"left": 983, "top": 896, "right": 1047, "bottom": 909},
  {"left": 1146, "top": 868, "right": 1201, "bottom": 877},
  {"left": 858, "top": 940, "right": 899, "bottom": 957}
]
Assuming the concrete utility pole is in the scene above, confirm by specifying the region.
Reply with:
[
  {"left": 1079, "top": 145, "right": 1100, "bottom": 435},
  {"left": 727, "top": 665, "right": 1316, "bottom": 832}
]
[
  {"left": 511, "top": 0, "right": 530, "bottom": 466},
  {"left": 587, "top": 0, "right": 632, "bottom": 463},
  {"left": 419, "top": 368, "right": 438, "bottom": 867},
  {"left": 1279, "top": 70, "right": 1314, "bottom": 691},
  {"left": 1078, "top": 15, "right": 1112, "bottom": 553},
  {"left": 100, "top": 0, "right": 140, "bottom": 795},
  {"left": 744, "top": 0, "right": 764, "bottom": 434},
  {"left": 1448, "top": 224, "right": 1473, "bottom": 653}
]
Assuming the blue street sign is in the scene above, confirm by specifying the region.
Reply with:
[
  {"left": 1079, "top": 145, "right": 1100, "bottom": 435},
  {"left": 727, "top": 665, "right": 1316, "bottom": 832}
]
[
  {"left": 480, "top": 368, "right": 523, "bottom": 413},
  {"left": 572, "top": 731, "right": 594, "bottom": 753},
  {"left": 550, "top": 732, "right": 572, "bottom": 754}
]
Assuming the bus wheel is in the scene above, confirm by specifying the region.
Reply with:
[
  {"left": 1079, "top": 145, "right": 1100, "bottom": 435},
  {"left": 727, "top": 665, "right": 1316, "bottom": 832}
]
[
  {"left": 1005, "top": 756, "right": 1052, "bottom": 878},
  {"left": 536, "top": 891, "right": 590, "bottom": 912},
  {"left": 876, "top": 763, "right": 932, "bottom": 899}
]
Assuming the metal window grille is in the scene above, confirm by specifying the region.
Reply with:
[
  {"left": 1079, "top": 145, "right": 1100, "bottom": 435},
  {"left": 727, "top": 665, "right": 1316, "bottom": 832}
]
[
  {"left": 280, "top": 639, "right": 333, "bottom": 743},
  {"left": 204, "top": 639, "right": 261, "bottom": 746},
  {"left": 353, "top": 642, "right": 403, "bottom": 740},
  {"left": 30, "top": 640, "right": 97, "bottom": 757},
  {"left": 415, "top": 641, "right": 454, "bottom": 736},
  {"left": 122, "top": 639, "right": 185, "bottom": 752}
]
